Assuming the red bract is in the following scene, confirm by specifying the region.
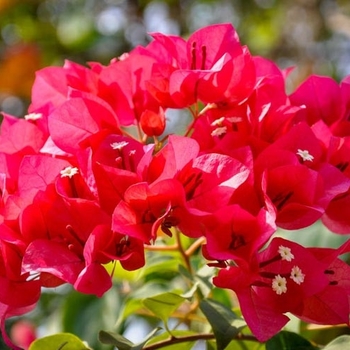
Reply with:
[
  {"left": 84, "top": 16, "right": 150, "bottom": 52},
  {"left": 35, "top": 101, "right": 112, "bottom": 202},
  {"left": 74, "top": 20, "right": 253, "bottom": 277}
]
[
  {"left": 2, "top": 21, "right": 350, "bottom": 346},
  {"left": 112, "top": 179, "right": 186, "bottom": 243},
  {"left": 140, "top": 108, "right": 166, "bottom": 137},
  {"left": 91, "top": 134, "right": 145, "bottom": 214},
  {"left": 213, "top": 237, "right": 350, "bottom": 341},
  {"left": 289, "top": 75, "right": 342, "bottom": 127},
  {"left": 147, "top": 23, "right": 255, "bottom": 108},
  {"left": 292, "top": 240, "right": 350, "bottom": 325},
  {"left": 189, "top": 57, "right": 302, "bottom": 159},
  {"left": 204, "top": 205, "right": 276, "bottom": 264},
  {"left": 98, "top": 51, "right": 161, "bottom": 125},
  {"left": 0, "top": 114, "right": 46, "bottom": 155},
  {"left": 29, "top": 60, "right": 100, "bottom": 114},
  {"left": 113, "top": 135, "right": 251, "bottom": 240},
  {"left": 254, "top": 123, "right": 350, "bottom": 229},
  {"left": 0, "top": 242, "right": 41, "bottom": 349},
  {"left": 315, "top": 130, "right": 350, "bottom": 233},
  {"left": 48, "top": 96, "right": 121, "bottom": 155},
  {"left": 18, "top": 153, "right": 143, "bottom": 297}
]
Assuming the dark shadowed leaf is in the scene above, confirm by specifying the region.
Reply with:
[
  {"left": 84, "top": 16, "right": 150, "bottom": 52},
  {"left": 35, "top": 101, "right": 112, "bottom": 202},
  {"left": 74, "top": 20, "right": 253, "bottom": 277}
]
[
  {"left": 266, "top": 331, "right": 316, "bottom": 350},
  {"left": 99, "top": 327, "right": 161, "bottom": 350},
  {"left": 200, "top": 299, "right": 246, "bottom": 350}
]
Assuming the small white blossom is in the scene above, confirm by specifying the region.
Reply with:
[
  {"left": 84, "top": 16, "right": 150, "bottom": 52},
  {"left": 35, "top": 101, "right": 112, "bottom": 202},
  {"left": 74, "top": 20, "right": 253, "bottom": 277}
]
[
  {"left": 272, "top": 275, "right": 287, "bottom": 295},
  {"left": 227, "top": 116, "right": 243, "bottom": 123},
  {"left": 297, "top": 149, "right": 314, "bottom": 162},
  {"left": 26, "top": 271, "right": 40, "bottom": 281},
  {"left": 290, "top": 266, "right": 305, "bottom": 285},
  {"left": 111, "top": 141, "right": 129, "bottom": 150},
  {"left": 24, "top": 112, "right": 43, "bottom": 121},
  {"left": 211, "top": 126, "right": 227, "bottom": 137},
  {"left": 210, "top": 117, "right": 225, "bottom": 126},
  {"left": 278, "top": 245, "right": 295, "bottom": 262},
  {"left": 60, "top": 166, "right": 79, "bottom": 178}
]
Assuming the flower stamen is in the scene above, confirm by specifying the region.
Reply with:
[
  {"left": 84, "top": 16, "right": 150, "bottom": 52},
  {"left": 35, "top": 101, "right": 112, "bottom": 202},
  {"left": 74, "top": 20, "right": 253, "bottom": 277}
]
[
  {"left": 278, "top": 245, "right": 294, "bottom": 261},
  {"left": 290, "top": 266, "right": 305, "bottom": 284},
  {"left": 60, "top": 166, "right": 79, "bottom": 178},
  {"left": 272, "top": 275, "right": 287, "bottom": 295},
  {"left": 297, "top": 149, "right": 314, "bottom": 162}
]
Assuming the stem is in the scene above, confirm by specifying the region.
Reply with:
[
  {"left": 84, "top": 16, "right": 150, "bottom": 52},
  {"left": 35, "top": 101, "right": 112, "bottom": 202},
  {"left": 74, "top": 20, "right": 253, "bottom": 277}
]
[
  {"left": 143, "top": 333, "right": 258, "bottom": 350},
  {"left": 144, "top": 244, "right": 178, "bottom": 251},
  {"left": 185, "top": 237, "right": 206, "bottom": 257},
  {"left": 198, "top": 103, "right": 217, "bottom": 116},
  {"left": 174, "top": 228, "right": 192, "bottom": 275},
  {"left": 184, "top": 106, "right": 198, "bottom": 137},
  {"left": 172, "top": 300, "right": 201, "bottom": 330}
]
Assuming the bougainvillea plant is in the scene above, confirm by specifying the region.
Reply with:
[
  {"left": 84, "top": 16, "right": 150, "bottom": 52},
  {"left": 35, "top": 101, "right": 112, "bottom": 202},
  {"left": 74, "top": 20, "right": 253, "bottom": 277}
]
[{"left": 1, "top": 23, "right": 350, "bottom": 349}]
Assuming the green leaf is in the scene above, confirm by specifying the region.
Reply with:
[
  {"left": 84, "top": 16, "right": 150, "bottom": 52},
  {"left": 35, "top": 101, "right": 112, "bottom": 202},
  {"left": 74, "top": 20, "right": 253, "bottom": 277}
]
[
  {"left": 266, "top": 331, "right": 316, "bottom": 350},
  {"left": 28, "top": 333, "right": 90, "bottom": 350},
  {"left": 199, "top": 299, "right": 246, "bottom": 350},
  {"left": 323, "top": 335, "right": 350, "bottom": 350},
  {"left": 181, "top": 282, "right": 199, "bottom": 299},
  {"left": 142, "top": 292, "right": 185, "bottom": 331},
  {"left": 98, "top": 331, "right": 134, "bottom": 349},
  {"left": 99, "top": 327, "right": 161, "bottom": 350},
  {"left": 225, "top": 339, "right": 265, "bottom": 350},
  {"left": 194, "top": 265, "right": 216, "bottom": 298},
  {"left": 140, "top": 254, "right": 182, "bottom": 280},
  {"left": 61, "top": 288, "right": 121, "bottom": 349},
  {"left": 178, "top": 264, "right": 193, "bottom": 281}
]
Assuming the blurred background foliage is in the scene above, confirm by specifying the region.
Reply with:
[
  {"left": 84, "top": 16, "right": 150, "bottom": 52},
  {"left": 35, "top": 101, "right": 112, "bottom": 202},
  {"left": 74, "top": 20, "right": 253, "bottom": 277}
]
[
  {"left": 2, "top": 0, "right": 350, "bottom": 349},
  {"left": 1, "top": 0, "right": 350, "bottom": 117}
]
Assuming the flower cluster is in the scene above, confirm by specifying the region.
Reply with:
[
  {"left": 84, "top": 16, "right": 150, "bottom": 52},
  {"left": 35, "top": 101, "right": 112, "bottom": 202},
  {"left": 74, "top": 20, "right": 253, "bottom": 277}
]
[{"left": 1, "top": 23, "right": 350, "bottom": 347}]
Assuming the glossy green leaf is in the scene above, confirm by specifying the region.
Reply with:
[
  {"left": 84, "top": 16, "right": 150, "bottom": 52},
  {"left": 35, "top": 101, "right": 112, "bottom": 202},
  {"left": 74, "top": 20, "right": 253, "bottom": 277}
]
[
  {"left": 142, "top": 292, "right": 185, "bottom": 329},
  {"left": 194, "top": 265, "right": 216, "bottom": 297},
  {"left": 323, "top": 335, "right": 350, "bottom": 349},
  {"left": 98, "top": 331, "right": 134, "bottom": 349},
  {"left": 225, "top": 339, "right": 265, "bottom": 350},
  {"left": 29, "top": 333, "right": 89, "bottom": 350},
  {"left": 99, "top": 327, "right": 161, "bottom": 350},
  {"left": 178, "top": 264, "right": 193, "bottom": 281},
  {"left": 199, "top": 299, "right": 246, "bottom": 350},
  {"left": 181, "top": 282, "right": 199, "bottom": 299},
  {"left": 266, "top": 331, "right": 316, "bottom": 350},
  {"left": 139, "top": 254, "right": 182, "bottom": 281}
]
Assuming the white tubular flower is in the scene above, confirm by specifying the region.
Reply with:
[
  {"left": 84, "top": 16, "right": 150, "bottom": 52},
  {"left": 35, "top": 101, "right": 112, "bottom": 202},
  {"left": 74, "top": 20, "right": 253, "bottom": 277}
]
[
  {"left": 110, "top": 141, "right": 129, "bottom": 150},
  {"left": 211, "top": 126, "right": 227, "bottom": 137},
  {"left": 24, "top": 112, "right": 43, "bottom": 121},
  {"left": 297, "top": 149, "right": 314, "bottom": 162},
  {"left": 278, "top": 245, "right": 294, "bottom": 262},
  {"left": 290, "top": 266, "right": 305, "bottom": 285},
  {"left": 60, "top": 166, "right": 79, "bottom": 178},
  {"left": 272, "top": 275, "right": 287, "bottom": 295}
]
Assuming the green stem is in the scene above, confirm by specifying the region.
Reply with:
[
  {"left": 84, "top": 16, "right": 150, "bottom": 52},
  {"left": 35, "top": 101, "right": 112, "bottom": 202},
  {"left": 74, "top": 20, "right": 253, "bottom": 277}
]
[
  {"left": 185, "top": 237, "right": 206, "bottom": 257},
  {"left": 174, "top": 228, "right": 192, "bottom": 275}
]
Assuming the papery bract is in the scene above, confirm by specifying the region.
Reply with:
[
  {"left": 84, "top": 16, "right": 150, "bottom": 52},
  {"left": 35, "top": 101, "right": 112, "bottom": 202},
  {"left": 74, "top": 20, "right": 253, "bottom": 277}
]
[
  {"left": 49, "top": 96, "right": 121, "bottom": 154},
  {"left": 148, "top": 23, "right": 255, "bottom": 108},
  {"left": 213, "top": 237, "right": 350, "bottom": 341}
]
